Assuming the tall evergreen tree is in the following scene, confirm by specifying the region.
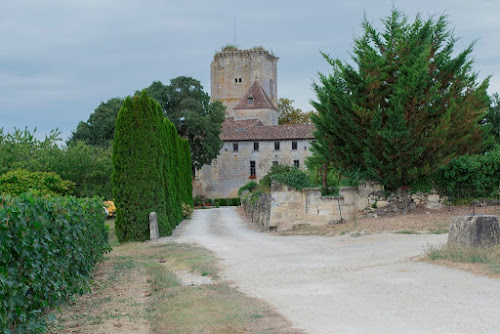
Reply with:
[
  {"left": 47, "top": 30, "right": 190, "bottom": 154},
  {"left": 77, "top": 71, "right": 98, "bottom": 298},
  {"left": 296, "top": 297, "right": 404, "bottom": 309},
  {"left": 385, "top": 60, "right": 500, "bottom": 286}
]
[
  {"left": 112, "top": 91, "right": 169, "bottom": 242},
  {"left": 311, "top": 9, "right": 490, "bottom": 191}
]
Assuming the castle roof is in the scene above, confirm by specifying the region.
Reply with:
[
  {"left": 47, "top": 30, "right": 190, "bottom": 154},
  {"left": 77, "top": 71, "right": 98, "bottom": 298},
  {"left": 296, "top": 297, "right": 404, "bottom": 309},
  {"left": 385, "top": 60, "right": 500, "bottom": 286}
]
[
  {"left": 221, "top": 117, "right": 315, "bottom": 141},
  {"left": 233, "top": 81, "right": 277, "bottom": 110}
]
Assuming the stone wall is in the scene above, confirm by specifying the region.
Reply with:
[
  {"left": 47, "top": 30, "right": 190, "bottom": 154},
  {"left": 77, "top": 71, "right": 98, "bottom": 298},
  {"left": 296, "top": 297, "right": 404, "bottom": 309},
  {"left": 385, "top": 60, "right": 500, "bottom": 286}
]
[
  {"left": 233, "top": 108, "right": 278, "bottom": 127},
  {"left": 240, "top": 191, "right": 271, "bottom": 231},
  {"left": 240, "top": 180, "right": 453, "bottom": 232},
  {"left": 211, "top": 49, "right": 278, "bottom": 114},
  {"left": 360, "top": 188, "right": 448, "bottom": 218},
  {"left": 269, "top": 182, "right": 358, "bottom": 231}
]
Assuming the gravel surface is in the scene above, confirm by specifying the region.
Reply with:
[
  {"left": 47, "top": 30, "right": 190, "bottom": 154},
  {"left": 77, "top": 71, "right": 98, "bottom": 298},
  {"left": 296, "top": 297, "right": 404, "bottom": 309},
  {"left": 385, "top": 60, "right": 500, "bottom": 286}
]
[{"left": 171, "top": 207, "right": 500, "bottom": 334}]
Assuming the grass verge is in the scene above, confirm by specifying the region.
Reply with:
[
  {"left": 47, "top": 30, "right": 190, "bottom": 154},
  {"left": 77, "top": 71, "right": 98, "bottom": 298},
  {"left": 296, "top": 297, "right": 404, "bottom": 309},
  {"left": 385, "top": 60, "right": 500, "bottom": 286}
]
[
  {"left": 48, "top": 222, "right": 300, "bottom": 334},
  {"left": 424, "top": 243, "right": 500, "bottom": 276}
]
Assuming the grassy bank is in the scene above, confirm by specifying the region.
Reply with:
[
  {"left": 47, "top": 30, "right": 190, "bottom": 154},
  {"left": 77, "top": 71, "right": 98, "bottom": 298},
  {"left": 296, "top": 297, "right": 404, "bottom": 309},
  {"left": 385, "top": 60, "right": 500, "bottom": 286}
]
[
  {"left": 425, "top": 243, "right": 500, "bottom": 277},
  {"left": 48, "top": 221, "right": 300, "bottom": 334}
]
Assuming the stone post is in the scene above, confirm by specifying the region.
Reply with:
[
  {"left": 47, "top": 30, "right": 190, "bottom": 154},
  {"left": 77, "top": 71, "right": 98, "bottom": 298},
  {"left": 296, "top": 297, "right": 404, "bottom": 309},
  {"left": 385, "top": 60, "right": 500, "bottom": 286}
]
[
  {"left": 448, "top": 215, "right": 500, "bottom": 248},
  {"left": 149, "top": 212, "right": 159, "bottom": 240}
]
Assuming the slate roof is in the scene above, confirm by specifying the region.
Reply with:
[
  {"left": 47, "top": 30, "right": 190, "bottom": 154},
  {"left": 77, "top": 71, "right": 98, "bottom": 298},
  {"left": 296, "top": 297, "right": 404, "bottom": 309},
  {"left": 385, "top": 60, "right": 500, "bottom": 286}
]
[
  {"left": 233, "top": 81, "right": 277, "bottom": 110},
  {"left": 221, "top": 117, "right": 315, "bottom": 141}
]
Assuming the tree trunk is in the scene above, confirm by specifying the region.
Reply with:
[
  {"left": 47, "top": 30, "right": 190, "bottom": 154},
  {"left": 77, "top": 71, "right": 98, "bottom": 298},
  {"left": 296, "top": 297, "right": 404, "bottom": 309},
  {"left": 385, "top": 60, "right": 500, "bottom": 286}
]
[{"left": 322, "top": 163, "right": 328, "bottom": 191}]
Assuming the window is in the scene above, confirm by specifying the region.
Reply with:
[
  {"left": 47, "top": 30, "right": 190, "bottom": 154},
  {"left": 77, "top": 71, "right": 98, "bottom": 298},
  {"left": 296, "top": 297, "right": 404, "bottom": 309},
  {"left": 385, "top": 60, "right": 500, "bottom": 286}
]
[
  {"left": 274, "top": 141, "right": 280, "bottom": 150},
  {"left": 250, "top": 161, "right": 256, "bottom": 177},
  {"left": 233, "top": 142, "right": 239, "bottom": 151},
  {"left": 292, "top": 141, "right": 298, "bottom": 150},
  {"left": 239, "top": 78, "right": 242, "bottom": 82},
  {"left": 293, "top": 159, "right": 300, "bottom": 169},
  {"left": 248, "top": 97, "right": 254, "bottom": 105},
  {"left": 235, "top": 78, "right": 237, "bottom": 82},
  {"left": 254, "top": 142, "right": 259, "bottom": 151},
  {"left": 272, "top": 161, "right": 279, "bottom": 166}
]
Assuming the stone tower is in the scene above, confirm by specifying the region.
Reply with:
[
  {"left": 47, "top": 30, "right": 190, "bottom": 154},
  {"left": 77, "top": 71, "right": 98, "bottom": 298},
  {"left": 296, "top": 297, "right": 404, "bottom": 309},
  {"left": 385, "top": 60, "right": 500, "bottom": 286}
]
[{"left": 211, "top": 48, "right": 278, "bottom": 117}]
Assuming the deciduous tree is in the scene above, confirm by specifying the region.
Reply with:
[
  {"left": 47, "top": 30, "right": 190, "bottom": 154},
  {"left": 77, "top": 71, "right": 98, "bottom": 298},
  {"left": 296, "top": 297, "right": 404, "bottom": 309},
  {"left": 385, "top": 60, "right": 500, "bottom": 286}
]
[
  {"left": 278, "top": 98, "right": 314, "bottom": 125},
  {"left": 68, "top": 97, "right": 124, "bottom": 147},
  {"left": 144, "top": 76, "right": 225, "bottom": 170}
]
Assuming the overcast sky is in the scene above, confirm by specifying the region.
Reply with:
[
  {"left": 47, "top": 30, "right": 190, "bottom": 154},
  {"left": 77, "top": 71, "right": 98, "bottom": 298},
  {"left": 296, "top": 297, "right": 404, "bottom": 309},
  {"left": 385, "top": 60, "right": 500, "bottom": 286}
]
[{"left": 1, "top": 0, "right": 499, "bottom": 140}]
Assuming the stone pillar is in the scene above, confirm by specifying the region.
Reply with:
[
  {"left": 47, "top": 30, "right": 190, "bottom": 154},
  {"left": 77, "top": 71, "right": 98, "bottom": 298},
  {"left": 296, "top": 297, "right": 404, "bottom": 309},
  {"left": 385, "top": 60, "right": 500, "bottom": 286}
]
[
  {"left": 149, "top": 212, "right": 159, "bottom": 240},
  {"left": 448, "top": 215, "right": 500, "bottom": 248},
  {"left": 339, "top": 187, "right": 357, "bottom": 221}
]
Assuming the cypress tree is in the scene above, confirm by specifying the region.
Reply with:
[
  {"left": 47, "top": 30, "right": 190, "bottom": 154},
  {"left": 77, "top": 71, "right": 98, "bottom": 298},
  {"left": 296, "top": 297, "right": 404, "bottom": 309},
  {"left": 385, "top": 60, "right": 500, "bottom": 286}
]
[
  {"left": 311, "top": 9, "right": 490, "bottom": 191},
  {"left": 112, "top": 91, "right": 170, "bottom": 242},
  {"left": 180, "top": 138, "right": 193, "bottom": 206}
]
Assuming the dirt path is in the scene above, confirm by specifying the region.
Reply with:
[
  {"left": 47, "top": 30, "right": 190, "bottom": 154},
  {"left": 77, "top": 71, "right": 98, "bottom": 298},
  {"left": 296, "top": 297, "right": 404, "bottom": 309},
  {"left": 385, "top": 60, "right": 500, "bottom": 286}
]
[{"left": 171, "top": 208, "right": 500, "bottom": 334}]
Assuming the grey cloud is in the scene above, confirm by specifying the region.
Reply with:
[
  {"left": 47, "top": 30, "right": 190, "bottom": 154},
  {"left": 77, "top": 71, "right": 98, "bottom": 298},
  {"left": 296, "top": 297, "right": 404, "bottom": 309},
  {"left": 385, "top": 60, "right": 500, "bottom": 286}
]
[{"left": 1, "top": 0, "right": 500, "bottom": 138}]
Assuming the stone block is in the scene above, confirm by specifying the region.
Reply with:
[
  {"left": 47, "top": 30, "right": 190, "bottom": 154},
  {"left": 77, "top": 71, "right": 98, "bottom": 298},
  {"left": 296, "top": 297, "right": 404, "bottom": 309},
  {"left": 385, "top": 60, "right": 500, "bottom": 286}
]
[
  {"left": 448, "top": 215, "right": 500, "bottom": 248},
  {"left": 376, "top": 200, "right": 388, "bottom": 208},
  {"left": 427, "top": 194, "right": 440, "bottom": 202},
  {"left": 149, "top": 212, "right": 159, "bottom": 240},
  {"left": 425, "top": 202, "right": 442, "bottom": 210},
  {"left": 288, "top": 201, "right": 302, "bottom": 211},
  {"left": 270, "top": 212, "right": 282, "bottom": 220}
]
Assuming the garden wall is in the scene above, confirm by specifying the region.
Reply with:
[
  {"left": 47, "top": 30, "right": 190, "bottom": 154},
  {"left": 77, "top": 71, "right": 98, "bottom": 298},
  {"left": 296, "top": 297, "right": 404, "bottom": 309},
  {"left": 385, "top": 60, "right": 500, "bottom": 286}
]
[
  {"left": 242, "top": 181, "right": 449, "bottom": 232},
  {"left": 269, "top": 183, "right": 358, "bottom": 231}
]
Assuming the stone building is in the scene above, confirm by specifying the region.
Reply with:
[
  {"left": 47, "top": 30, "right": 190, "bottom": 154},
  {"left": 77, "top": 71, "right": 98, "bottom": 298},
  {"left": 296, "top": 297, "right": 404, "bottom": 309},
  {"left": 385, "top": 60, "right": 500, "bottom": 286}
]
[{"left": 193, "top": 48, "right": 314, "bottom": 198}]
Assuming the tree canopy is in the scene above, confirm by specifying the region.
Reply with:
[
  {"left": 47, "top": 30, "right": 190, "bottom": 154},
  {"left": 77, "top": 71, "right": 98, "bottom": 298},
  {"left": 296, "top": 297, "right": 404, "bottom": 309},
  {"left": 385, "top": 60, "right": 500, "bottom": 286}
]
[
  {"left": 143, "top": 76, "right": 226, "bottom": 170},
  {"left": 68, "top": 97, "right": 124, "bottom": 147},
  {"left": 311, "top": 9, "right": 490, "bottom": 191},
  {"left": 278, "top": 98, "right": 314, "bottom": 125}
]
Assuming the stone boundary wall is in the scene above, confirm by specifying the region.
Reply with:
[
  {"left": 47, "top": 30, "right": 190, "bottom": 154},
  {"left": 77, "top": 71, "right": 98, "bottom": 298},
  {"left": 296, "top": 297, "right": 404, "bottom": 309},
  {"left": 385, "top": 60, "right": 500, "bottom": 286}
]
[
  {"left": 269, "top": 182, "right": 358, "bottom": 231},
  {"left": 241, "top": 190, "right": 271, "bottom": 231},
  {"left": 241, "top": 181, "right": 451, "bottom": 232}
]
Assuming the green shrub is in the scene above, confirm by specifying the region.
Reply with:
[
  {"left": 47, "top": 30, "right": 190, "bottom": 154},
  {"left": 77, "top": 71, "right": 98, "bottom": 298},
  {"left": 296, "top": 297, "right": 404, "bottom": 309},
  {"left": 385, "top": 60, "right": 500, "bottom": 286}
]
[
  {"left": 238, "top": 181, "right": 258, "bottom": 196},
  {"left": 0, "top": 169, "right": 74, "bottom": 196},
  {"left": 193, "top": 195, "right": 204, "bottom": 206},
  {"left": 215, "top": 200, "right": 220, "bottom": 208},
  {"left": 0, "top": 194, "right": 110, "bottom": 333},
  {"left": 271, "top": 168, "right": 311, "bottom": 191},
  {"left": 250, "top": 190, "right": 266, "bottom": 204},
  {"left": 214, "top": 198, "right": 227, "bottom": 206},
  {"left": 231, "top": 197, "right": 241, "bottom": 206},
  {"left": 260, "top": 164, "right": 292, "bottom": 188},
  {"left": 182, "top": 203, "right": 193, "bottom": 218},
  {"left": 434, "top": 149, "right": 500, "bottom": 200}
]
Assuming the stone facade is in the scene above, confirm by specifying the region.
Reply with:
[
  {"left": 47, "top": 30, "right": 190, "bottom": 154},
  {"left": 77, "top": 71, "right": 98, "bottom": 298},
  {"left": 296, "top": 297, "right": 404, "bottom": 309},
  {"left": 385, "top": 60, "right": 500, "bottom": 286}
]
[
  {"left": 193, "top": 137, "right": 314, "bottom": 198},
  {"left": 211, "top": 49, "right": 278, "bottom": 116},
  {"left": 193, "top": 48, "right": 315, "bottom": 198}
]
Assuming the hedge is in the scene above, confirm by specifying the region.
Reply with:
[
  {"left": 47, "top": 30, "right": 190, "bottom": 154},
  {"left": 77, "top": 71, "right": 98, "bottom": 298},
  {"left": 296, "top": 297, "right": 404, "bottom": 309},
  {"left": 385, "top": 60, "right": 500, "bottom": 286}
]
[{"left": 0, "top": 194, "right": 110, "bottom": 333}]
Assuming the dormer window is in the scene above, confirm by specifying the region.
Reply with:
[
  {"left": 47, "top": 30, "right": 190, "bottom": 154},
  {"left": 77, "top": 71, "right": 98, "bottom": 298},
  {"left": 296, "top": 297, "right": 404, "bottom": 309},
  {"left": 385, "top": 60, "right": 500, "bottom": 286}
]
[{"left": 247, "top": 94, "right": 254, "bottom": 105}]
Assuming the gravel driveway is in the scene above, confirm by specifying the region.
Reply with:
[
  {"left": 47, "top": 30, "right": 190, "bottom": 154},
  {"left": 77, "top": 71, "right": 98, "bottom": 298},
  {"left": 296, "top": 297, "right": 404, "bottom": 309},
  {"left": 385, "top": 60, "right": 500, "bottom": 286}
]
[{"left": 174, "top": 207, "right": 500, "bottom": 334}]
